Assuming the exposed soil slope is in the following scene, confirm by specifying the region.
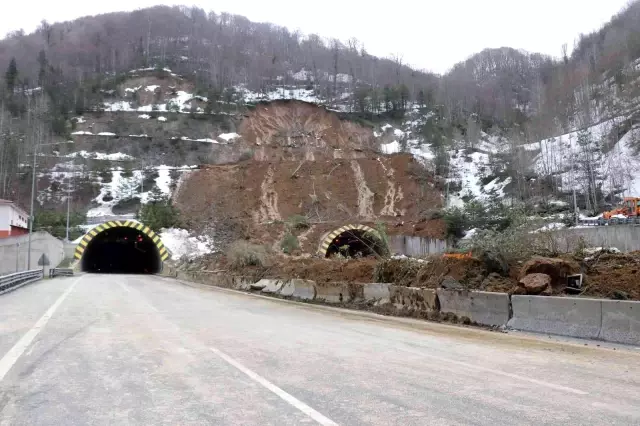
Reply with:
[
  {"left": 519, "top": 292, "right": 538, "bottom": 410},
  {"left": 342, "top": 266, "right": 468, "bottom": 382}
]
[
  {"left": 238, "top": 100, "right": 376, "bottom": 161},
  {"left": 176, "top": 154, "right": 444, "bottom": 248}
]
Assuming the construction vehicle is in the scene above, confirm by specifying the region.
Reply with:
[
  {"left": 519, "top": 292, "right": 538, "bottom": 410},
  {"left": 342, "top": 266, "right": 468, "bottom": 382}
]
[{"left": 603, "top": 197, "right": 640, "bottom": 219}]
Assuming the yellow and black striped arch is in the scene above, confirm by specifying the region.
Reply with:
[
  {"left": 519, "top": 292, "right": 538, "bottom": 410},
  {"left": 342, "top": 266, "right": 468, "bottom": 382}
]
[
  {"left": 74, "top": 220, "right": 169, "bottom": 262},
  {"left": 317, "top": 224, "right": 379, "bottom": 256}
]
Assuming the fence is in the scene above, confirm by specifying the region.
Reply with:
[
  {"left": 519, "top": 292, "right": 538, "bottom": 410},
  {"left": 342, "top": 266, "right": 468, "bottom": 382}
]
[{"left": 0, "top": 270, "right": 43, "bottom": 295}]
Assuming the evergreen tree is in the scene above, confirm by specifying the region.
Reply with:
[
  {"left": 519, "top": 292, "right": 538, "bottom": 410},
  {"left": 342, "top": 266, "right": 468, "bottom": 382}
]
[{"left": 5, "top": 58, "right": 18, "bottom": 94}]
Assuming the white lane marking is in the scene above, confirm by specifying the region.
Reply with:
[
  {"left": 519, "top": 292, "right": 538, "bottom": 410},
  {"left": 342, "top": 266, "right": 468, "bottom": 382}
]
[
  {"left": 404, "top": 347, "right": 588, "bottom": 395},
  {"left": 0, "top": 276, "right": 82, "bottom": 382},
  {"left": 209, "top": 347, "right": 338, "bottom": 426}
]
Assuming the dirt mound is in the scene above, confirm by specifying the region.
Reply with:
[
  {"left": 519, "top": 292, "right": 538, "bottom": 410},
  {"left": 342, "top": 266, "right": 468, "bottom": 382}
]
[
  {"left": 238, "top": 100, "right": 376, "bottom": 161},
  {"left": 210, "top": 255, "right": 377, "bottom": 283},
  {"left": 581, "top": 252, "right": 640, "bottom": 300},
  {"left": 373, "top": 257, "right": 488, "bottom": 289}
]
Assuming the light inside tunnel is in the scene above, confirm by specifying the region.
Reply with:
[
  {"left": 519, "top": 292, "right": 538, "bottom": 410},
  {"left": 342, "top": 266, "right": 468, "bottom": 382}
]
[
  {"left": 325, "top": 229, "right": 387, "bottom": 258},
  {"left": 81, "top": 226, "right": 162, "bottom": 274}
]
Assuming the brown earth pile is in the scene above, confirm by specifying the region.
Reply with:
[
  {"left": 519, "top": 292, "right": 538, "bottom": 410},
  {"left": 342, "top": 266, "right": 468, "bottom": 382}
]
[
  {"left": 209, "top": 255, "right": 377, "bottom": 283},
  {"left": 581, "top": 252, "right": 640, "bottom": 300}
]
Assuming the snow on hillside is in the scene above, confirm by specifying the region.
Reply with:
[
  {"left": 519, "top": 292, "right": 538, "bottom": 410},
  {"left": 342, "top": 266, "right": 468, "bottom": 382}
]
[
  {"left": 524, "top": 119, "right": 640, "bottom": 196},
  {"left": 374, "top": 108, "right": 640, "bottom": 206},
  {"left": 64, "top": 151, "right": 134, "bottom": 161},
  {"left": 85, "top": 165, "right": 197, "bottom": 218},
  {"left": 159, "top": 228, "right": 215, "bottom": 259}
]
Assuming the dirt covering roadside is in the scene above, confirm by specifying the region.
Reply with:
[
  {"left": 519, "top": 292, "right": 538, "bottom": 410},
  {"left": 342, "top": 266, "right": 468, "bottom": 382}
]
[
  {"left": 196, "top": 250, "right": 640, "bottom": 301},
  {"left": 580, "top": 252, "right": 640, "bottom": 300}
]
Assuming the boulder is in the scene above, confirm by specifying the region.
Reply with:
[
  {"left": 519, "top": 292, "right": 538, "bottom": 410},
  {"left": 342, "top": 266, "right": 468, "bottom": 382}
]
[
  {"left": 481, "top": 250, "right": 510, "bottom": 276},
  {"left": 440, "top": 276, "right": 463, "bottom": 290},
  {"left": 519, "top": 273, "right": 551, "bottom": 295},
  {"left": 519, "top": 257, "right": 580, "bottom": 290}
]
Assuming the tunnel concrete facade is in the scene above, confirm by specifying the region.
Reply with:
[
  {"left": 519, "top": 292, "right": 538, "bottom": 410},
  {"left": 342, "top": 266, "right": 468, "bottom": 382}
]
[
  {"left": 74, "top": 220, "right": 169, "bottom": 272},
  {"left": 317, "top": 224, "right": 382, "bottom": 257}
]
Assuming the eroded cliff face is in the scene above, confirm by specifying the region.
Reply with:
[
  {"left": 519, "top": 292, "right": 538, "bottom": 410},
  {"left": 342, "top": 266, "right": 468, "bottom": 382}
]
[{"left": 236, "top": 100, "right": 376, "bottom": 161}]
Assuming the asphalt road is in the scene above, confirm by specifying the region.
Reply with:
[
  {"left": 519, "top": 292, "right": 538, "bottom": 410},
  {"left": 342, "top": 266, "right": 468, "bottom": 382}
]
[{"left": 0, "top": 274, "right": 638, "bottom": 425}]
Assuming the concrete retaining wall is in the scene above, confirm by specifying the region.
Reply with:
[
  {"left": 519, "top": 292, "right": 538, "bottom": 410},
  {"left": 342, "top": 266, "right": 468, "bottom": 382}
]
[
  {"left": 0, "top": 232, "right": 64, "bottom": 276},
  {"left": 509, "top": 296, "right": 603, "bottom": 340},
  {"left": 554, "top": 226, "right": 640, "bottom": 253},
  {"left": 437, "top": 290, "right": 510, "bottom": 326},
  {"left": 389, "top": 235, "right": 448, "bottom": 257}
]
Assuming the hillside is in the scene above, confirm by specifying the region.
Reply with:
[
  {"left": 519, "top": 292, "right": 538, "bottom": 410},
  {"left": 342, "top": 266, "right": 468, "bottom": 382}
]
[{"left": 1, "top": 3, "right": 640, "bottom": 251}]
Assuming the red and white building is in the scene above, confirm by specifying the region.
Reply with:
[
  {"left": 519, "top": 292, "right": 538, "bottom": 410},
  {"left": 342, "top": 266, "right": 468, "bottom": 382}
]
[{"left": 0, "top": 199, "right": 29, "bottom": 238}]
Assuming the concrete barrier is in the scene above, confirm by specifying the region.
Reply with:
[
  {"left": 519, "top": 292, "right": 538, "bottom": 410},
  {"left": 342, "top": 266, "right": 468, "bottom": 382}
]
[
  {"left": 280, "top": 279, "right": 316, "bottom": 300},
  {"left": 600, "top": 300, "right": 640, "bottom": 346},
  {"left": 437, "top": 290, "right": 510, "bottom": 326},
  {"left": 315, "top": 282, "right": 351, "bottom": 303},
  {"left": 508, "top": 295, "right": 602, "bottom": 339},
  {"left": 259, "top": 279, "right": 284, "bottom": 294},
  {"left": 231, "top": 276, "right": 255, "bottom": 290},
  {"left": 363, "top": 283, "right": 391, "bottom": 304},
  {"left": 390, "top": 286, "right": 438, "bottom": 312}
]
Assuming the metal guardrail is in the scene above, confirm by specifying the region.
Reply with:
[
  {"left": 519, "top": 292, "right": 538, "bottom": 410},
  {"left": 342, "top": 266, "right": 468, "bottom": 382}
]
[
  {"left": 49, "top": 268, "right": 74, "bottom": 278},
  {"left": 0, "top": 270, "right": 43, "bottom": 295},
  {"left": 579, "top": 217, "right": 640, "bottom": 226}
]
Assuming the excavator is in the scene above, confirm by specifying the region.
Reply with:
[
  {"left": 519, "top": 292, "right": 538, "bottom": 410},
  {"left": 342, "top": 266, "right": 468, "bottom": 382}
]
[{"left": 603, "top": 197, "right": 640, "bottom": 219}]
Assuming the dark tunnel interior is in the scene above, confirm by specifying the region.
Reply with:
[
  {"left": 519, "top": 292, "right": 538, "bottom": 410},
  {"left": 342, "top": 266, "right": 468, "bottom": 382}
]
[
  {"left": 325, "top": 230, "right": 385, "bottom": 259},
  {"left": 81, "top": 227, "right": 162, "bottom": 274}
]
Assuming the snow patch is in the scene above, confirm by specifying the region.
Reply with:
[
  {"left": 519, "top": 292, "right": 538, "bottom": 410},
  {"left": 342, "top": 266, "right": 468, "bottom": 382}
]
[
  {"left": 381, "top": 141, "right": 401, "bottom": 154},
  {"left": 159, "top": 228, "right": 214, "bottom": 259},
  {"left": 65, "top": 151, "right": 134, "bottom": 161},
  {"left": 218, "top": 133, "right": 240, "bottom": 142}
]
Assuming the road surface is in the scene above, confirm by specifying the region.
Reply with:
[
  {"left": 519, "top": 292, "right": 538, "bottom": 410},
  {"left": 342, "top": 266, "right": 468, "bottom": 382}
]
[{"left": 0, "top": 274, "right": 638, "bottom": 425}]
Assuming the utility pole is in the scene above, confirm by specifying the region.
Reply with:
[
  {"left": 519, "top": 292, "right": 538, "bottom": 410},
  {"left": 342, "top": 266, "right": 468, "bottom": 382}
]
[
  {"left": 65, "top": 156, "right": 74, "bottom": 241},
  {"left": 27, "top": 141, "right": 38, "bottom": 269},
  {"left": 570, "top": 145, "right": 579, "bottom": 226},
  {"left": 27, "top": 139, "right": 74, "bottom": 266},
  {"left": 65, "top": 177, "right": 71, "bottom": 241}
]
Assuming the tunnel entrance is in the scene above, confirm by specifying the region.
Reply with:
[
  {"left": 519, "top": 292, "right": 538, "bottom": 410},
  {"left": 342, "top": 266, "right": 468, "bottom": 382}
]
[
  {"left": 75, "top": 221, "right": 167, "bottom": 274},
  {"left": 320, "top": 225, "right": 388, "bottom": 259}
]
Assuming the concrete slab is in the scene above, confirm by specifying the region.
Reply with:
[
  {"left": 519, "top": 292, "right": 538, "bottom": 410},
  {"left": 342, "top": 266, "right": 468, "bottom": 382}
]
[
  {"left": 600, "top": 300, "right": 640, "bottom": 346},
  {"left": 438, "top": 290, "right": 510, "bottom": 326},
  {"left": 508, "top": 295, "right": 602, "bottom": 339}
]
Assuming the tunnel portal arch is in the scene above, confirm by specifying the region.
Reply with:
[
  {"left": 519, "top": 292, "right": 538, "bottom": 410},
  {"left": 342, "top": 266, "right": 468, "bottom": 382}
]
[
  {"left": 74, "top": 220, "right": 169, "bottom": 273},
  {"left": 318, "top": 224, "right": 387, "bottom": 258}
]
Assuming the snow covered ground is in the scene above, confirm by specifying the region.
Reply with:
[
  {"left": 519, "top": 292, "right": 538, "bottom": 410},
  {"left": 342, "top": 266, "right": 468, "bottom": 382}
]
[
  {"left": 374, "top": 109, "right": 640, "bottom": 207},
  {"left": 159, "top": 228, "right": 215, "bottom": 259},
  {"left": 85, "top": 165, "right": 196, "bottom": 218}
]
